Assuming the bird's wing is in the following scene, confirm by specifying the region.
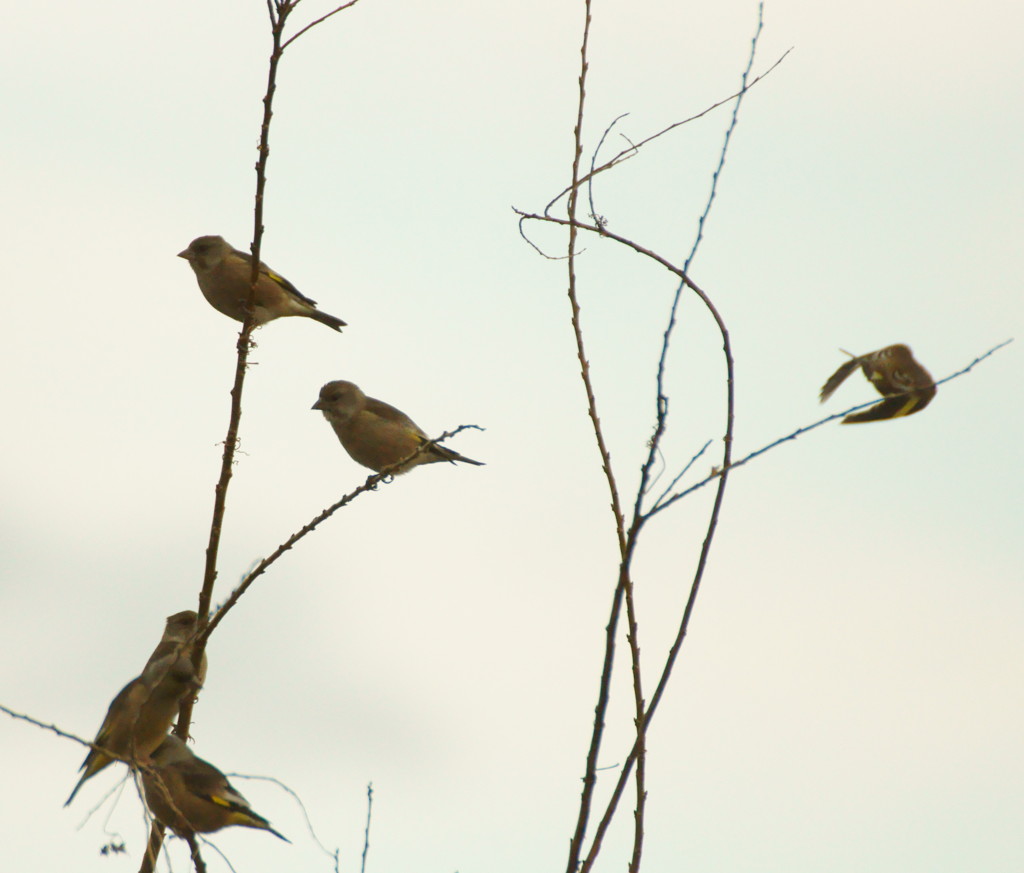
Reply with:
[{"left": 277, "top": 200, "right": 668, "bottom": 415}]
[
  {"left": 230, "top": 247, "right": 319, "bottom": 306},
  {"left": 819, "top": 357, "right": 861, "bottom": 403},
  {"left": 363, "top": 398, "right": 427, "bottom": 437},
  {"left": 842, "top": 394, "right": 929, "bottom": 423}
]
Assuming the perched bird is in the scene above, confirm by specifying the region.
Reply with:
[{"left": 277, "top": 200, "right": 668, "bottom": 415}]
[
  {"left": 145, "top": 610, "right": 207, "bottom": 686},
  {"left": 65, "top": 652, "right": 202, "bottom": 807},
  {"left": 177, "top": 235, "right": 346, "bottom": 331},
  {"left": 313, "top": 380, "right": 483, "bottom": 474},
  {"left": 819, "top": 344, "right": 937, "bottom": 424},
  {"left": 142, "top": 735, "right": 288, "bottom": 842}
]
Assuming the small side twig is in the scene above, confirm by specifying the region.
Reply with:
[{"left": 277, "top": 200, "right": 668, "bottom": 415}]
[
  {"left": 0, "top": 703, "right": 93, "bottom": 748},
  {"left": 646, "top": 338, "right": 1014, "bottom": 515},
  {"left": 542, "top": 49, "right": 791, "bottom": 216},
  {"left": 184, "top": 833, "right": 207, "bottom": 873},
  {"left": 281, "top": 0, "right": 366, "bottom": 50},
  {"left": 200, "top": 425, "right": 483, "bottom": 643},
  {"left": 361, "top": 782, "right": 374, "bottom": 873}
]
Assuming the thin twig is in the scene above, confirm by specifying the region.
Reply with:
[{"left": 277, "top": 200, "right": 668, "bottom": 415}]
[
  {"left": 200, "top": 426, "right": 482, "bottom": 643},
  {"left": 581, "top": 8, "right": 766, "bottom": 863},
  {"left": 543, "top": 48, "right": 790, "bottom": 216},
  {"left": 195, "top": 837, "right": 240, "bottom": 873},
  {"left": 647, "top": 338, "right": 1015, "bottom": 515},
  {"left": 184, "top": 833, "right": 207, "bottom": 873},
  {"left": 235, "top": 772, "right": 340, "bottom": 864},
  {"left": 185, "top": 0, "right": 294, "bottom": 715},
  {"left": 0, "top": 703, "right": 94, "bottom": 748},
  {"left": 144, "top": 3, "right": 335, "bottom": 869},
  {"left": 648, "top": 440, "right": 712, "bottom": 505},
  {"left": 562, "top": 3, "right": 635, "bottom": 872},
  {"left": 361, "top": 782, "right": 374, "bottom": 873},
  {"left": 282, "top": 0, "right": 365, "bottom": 50},
  {"left": 585, "top": 113, "right": 630, "bottom": 227}
]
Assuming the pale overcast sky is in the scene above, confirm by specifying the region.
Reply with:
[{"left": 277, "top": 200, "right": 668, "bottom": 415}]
[{"left": 1, "top": 1, "right": 1021, "bottom": 872}]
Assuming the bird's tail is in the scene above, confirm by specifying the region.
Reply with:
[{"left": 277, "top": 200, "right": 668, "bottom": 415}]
[
  {"left": 309, "top": 309, "right": 347, "bottom": 332},
  {"left": 842, "top": 391, "right": 934, "bottom": 424},
  {"left": 434, "top": 444, "right": 485, "bottom": 467}
]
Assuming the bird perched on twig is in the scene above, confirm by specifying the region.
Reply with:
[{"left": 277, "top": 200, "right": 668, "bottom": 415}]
[
  {"left": 178, "top": 235, "right": 346, "bottom": 331},
  {"left": 145, "top": 610, "right": 208, "bottom": 687},
  {"left": 64, "top": 650, "right": 202, "bottom": 806},
  {"left": 142, "top": 735, "right": 288, "bottom": 842},
  {"left": 819, "top": 343, "right": 936, "bottom": 424},
  {"left": 313, "top": 380, "right": 484, "bottom": 473}
]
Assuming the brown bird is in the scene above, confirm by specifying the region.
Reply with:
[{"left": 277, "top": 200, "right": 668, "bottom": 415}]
[
  {"left": 64, "top": 651, "right": 202, "bottom": 806},
  {"left": 142, "top": 735, "right": 288, "bottom": 842},
  {"left": 313, "top": 380, "right": 484, "bottom": 473},
  {"left": 145, "top": 610, "right": 207, "bottom": 687},
  {"left": 819, "top": 344, "right": 936, "bottom": 424},
  {"left": 178, "top": 235, "right": 346, "bottom": 331}
]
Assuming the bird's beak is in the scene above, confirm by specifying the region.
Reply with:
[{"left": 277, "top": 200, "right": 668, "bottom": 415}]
[
  {"left": 177, "top": 250, "right": 190, "bottom": 259},
  {"left": 312, "top": 400, "right": 325, "bottom": 411}
]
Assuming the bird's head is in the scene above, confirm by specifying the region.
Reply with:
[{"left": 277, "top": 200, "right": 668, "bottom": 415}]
[
  {"left": 177, "top": 235, "right": 231, "bottom": 271},
  {"left": 312, "top": 380, "right": 364, "bottom": 424}
]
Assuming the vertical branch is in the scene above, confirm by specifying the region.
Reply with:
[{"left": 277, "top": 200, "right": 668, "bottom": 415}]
[
  {"left": 622, "top": 550, "right": 646, "bottom": 873},
  {"left": 185, "top": 834, "right": 207, "bottom": 873},
  {"left": 582, "top": 113, "right": 650, "bottom": 873},
  {"left": 141, "top": 6, "right": 294, "bottom": 872},
  {"left": 578, "top": 6, "right": 763, "bottom": 865},
  {"left": 564, "top": 2, "right": 647, "bottom": 872},
  {"left": 562, "top": 2, "right": 605, "bottom": 869},
  {"left": 141, "top": 822, "right": 165, "bottom": 873},
  {"left": 177, "top": 0, "right": 292, "bottom": 742},
  {"left": 582, "top": 277, "right": 735, "bottom": 872},
  {"left": 635, "top": 2, "right": 763, "bottom": 516},
  {"left": 360, "top": 782, "right": 374, "bottom": 873}
]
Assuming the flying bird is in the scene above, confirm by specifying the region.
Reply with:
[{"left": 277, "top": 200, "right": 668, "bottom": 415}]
[{"left": 819, "top": 344, "right": 936, "bottom": 424}]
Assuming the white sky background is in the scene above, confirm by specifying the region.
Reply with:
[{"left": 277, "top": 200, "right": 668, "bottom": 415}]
[{"left": 1, "top": 1, "right": 1021, "bottom": 871}]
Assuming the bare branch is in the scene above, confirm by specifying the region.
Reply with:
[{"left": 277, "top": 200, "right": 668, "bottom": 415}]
[
  {"left": 647, "top": 439, "right": 712, "bottom": 504},
  {"left": 361, "top": 782, "right": 374, "bottom": 873},
  {"left": 146, "top": 1, "right": 364, "bottom": 866},
  {"left": 544, "top": 48, "right": 791, "bottom": 216},
  {"left": 571, "top": 6, "right": 769, "bottom": 866},
  {"left": 200, "top": 425, "right": 483, "bottom": 643},
  {"left": 648, "top": 338, "right": 1015, "bottom": 517},
  {"left": 563, "top": 3, "right": 634, "bottom": 871},
  {"left": 233, "top": 772, "right": 341, "bottom": 866},
  {"left": 584, "top": 112, "right": 630, "bottom": 226},
  {"left": 0, "top": 703, "right": 94, "bottom": 748},
  {"left": 281, "top": 0, "right": 366, "bottom": 50},
  {"left": 185, "top": 833, "right": 207, "bottom": 873}
]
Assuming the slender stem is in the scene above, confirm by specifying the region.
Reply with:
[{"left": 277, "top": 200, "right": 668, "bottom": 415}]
[
  {"left": 564, "top": 2, "right": 635, "bottom": 870},
  {"left": 200, "top": 426, "right": 478, "bottom": 644},
  {"left": 622, "top": 548, "right": 646, "bottom": 873},
  {"left": 361, "top": 782, "right": 374, "bottom": 873},
  {"left": 282, "top": 0, "right": 365, "bottom": 49},
  {"left": 142, "top": 7, "right": 293, "bottom": 872}
]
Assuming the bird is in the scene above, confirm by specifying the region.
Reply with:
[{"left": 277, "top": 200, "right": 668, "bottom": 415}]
[
  {"left": 177, "top": 235, "right": 346, "bottom": 331},
  {"left": 312, "top": 380, "right": 483, "bottom": 474},
  {"left": 819, "top": 344, "right": 937, "bottom": 424},
  {"left": 141, "top": 735, "right": 288, "bottom": 842},
  {"left": 145, "top": 610, "right": 207, "bottom": 687},
  {"left": 65, "top": 652, "right": 202, "bottom": 807}
]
